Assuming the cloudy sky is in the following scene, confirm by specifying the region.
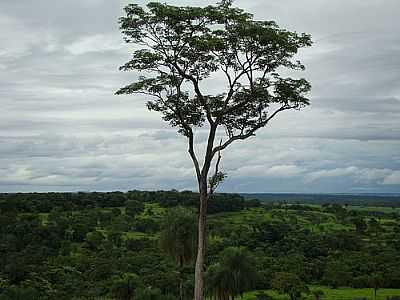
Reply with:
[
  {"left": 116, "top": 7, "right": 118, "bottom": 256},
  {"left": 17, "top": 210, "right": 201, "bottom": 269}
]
[{"left": 1, "top": 0, "right": 399, "bottom": 193}]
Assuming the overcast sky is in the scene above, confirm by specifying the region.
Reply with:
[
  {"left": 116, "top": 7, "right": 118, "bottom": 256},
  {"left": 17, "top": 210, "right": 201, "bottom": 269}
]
[{"left": 1, "top": 0, "right": 399, "bottom": 193}]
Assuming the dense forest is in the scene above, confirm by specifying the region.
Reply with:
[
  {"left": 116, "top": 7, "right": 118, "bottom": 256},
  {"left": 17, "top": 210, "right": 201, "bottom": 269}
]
[{"left": 1, "top": 191, "right": 400, "bottom": 300}]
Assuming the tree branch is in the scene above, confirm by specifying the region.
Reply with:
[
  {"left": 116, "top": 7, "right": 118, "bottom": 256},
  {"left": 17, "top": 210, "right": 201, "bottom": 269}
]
[
  {"left": 188, "top": 129, "right": 201, "bottom": 183},
  {"left": 133, "top": 87, "right": 202, "bottom": 183},
  {"left": 211, "top": 104, "right": 297, "bottom": 157},
  {"left": 208, "top": 139, "right": 223, "bottom": 195},
  {"left": 170, "top": 62, "right": 215, "bottom": 126}
]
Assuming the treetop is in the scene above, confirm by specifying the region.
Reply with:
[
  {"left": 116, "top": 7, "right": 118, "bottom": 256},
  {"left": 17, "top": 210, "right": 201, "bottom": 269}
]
[{"left": 117, "top": 0, "right": 312, "bottom": 169}]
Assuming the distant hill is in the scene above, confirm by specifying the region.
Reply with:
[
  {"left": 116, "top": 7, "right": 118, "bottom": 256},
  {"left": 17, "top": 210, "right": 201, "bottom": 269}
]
[{"left": 241, "top": 193, "right": 400, "bottom": 207}]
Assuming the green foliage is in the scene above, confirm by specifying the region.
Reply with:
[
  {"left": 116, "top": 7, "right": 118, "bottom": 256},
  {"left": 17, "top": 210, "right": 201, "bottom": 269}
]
[
  {"left": 350, "top": 217, "right": 367, "bottom": 233},
  {"left": 136, "top": 287, "right": 175, "bottom": 300},
  {"left": 255, "top": 291, "right": 272, "bottom": 300},
  {"left": 126, "top": 200, "right": 145, "bottom": 217},
  {"left": 0, "top": 286, "right": 40, "bottom": 300},
  {"left": 85, "top": 231, "right": 105, "bottom": 250},
  {"left": 111, "top": 273, "right": 141, "bottom": 300},
  {"left": 1, "top": 191, "right": 400, "bottom": 299},
  {"left": 160, "top": 206, "right": 197, "bottom": 266},
  {"left": 272, "top": 272, "right": 308, "bottom": 300},
  {"left": 206, "top": 246, "right": 257, "bottom": 299},
  {"left": 322, "top": 262, "right": 352, "bottom": 288},
  {"left": 208, "top": 171, "right": 227, "bottom": 193},
  {"left": 312, "top": 289, "right": 325, "bottom": 300},
  {"left": 160, "top": 207, "right": 197, "bottom": 300},
  {"left": 241, "top": 287, "right": 400, "bottom": 300},
  {"left": 117, "top": 0, "right": 311, "bottom": 153}
]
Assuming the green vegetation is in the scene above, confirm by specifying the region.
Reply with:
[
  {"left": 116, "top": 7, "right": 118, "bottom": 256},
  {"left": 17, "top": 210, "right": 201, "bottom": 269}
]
[
  {"left": 241, "top": 286, "right": 400, "bottom": 300},
  {"left": 1, "top": 191, "right": 400, "bottom": 299},
  {"left": 160, "top": 207, "right": 197, "bottom": 300},
  {"left": 206, "top": 247, "right": 257, "bottom": 299}
]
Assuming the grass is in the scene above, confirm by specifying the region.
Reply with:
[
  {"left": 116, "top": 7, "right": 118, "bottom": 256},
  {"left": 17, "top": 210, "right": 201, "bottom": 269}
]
[
  {"left": 124, "top": 231, "right": 150, "bottom": 239},
  {"left": 38, "top": 212, "right": 49, "bottom": 225}
]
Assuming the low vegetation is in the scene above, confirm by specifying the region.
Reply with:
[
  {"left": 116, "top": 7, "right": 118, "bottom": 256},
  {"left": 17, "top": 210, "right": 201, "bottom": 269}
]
[{"left": 0, "top": 191, "right": 400, "bottom": 299}]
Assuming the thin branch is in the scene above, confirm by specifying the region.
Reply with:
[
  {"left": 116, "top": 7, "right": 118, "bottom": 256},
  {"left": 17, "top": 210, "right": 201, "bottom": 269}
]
[
  {"left": 134, "top": 88, "right": 202, "bottom": 182},
  {"left": 188, "top": 129, "right": 201, "bottom": 183},
  {"left": 201, "top": 122, "right": 218, "bottom": 179},
  {"left": 211, "top": 104, "right": 297, "bottom": 157},
  {"left": 170, "top": 62, "right": 215, "bottom": 126},
  {"left": 209, "top": 139, "right": 223, "bottom": 195}
]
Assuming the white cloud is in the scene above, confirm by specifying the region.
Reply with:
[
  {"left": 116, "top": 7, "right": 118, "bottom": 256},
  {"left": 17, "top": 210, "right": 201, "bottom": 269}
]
[
  {"left": 65, "top": 34, "right": 125, "bottom": 55},
  {"left": 306, "top": 166, "right": 400, "bottom": 186},
  {"left": 382, "top": 171, "right": 400, "bottom": 185},
  {"left": 232, "top": 164, "right": 304, "bottom": 178},
  {"left": 0, "top": 15, "right": 58, "bottom": 60}
]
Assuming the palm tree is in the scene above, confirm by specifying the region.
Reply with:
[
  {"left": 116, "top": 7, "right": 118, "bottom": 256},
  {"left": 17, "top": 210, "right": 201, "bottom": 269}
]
[
  {"left": 206, "top": 263, "right": 231, "bottom": 300},
  {"left": 206, "top": 247, "right": 257, "bottom": 300},
  {"left": 369, "top": 274, "right": 383, "bottom": 300},
  {"left": 160, "top": 207, "right": 197, "bottom": 300},
  {"left": 312, "top": 289, "right": 324, "bottom": 300},
  {"left": 111, "top": 273, "right": 141, "bottom": 300}
]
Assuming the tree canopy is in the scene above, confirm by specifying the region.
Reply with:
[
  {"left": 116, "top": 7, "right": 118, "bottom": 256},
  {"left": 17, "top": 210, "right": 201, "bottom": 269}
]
[{"left": 117, "top": 1, "right": 312, "bottom": 183}]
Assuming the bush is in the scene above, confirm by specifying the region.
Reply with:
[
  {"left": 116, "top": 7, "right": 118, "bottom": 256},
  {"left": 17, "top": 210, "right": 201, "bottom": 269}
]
[
  {"left": 0, "top": 286, "right": 40, "bottom": 300},
  {"left": 255, "top": 291, "right": 272, "bottom": 300},
  {"left": 111, "top": 273, "right": 141, "bottom": 300},
  {"left": 136, "top": 287, "right": 175, "bottom": 300}
]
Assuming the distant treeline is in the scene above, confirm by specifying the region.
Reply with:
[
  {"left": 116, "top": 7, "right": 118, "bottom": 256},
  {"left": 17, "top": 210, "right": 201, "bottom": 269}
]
[
  {"left": 0, "top": 190, "right": 260, "bottom": 214},
  {"left": 242, "top": 193, "right": 400, "bottom": 207}
]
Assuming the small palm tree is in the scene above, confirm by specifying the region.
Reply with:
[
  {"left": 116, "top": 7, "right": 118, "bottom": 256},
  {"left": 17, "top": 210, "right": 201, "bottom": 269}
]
[
  {"left": 369, "top": 274, "right": 383, "bottom": 300},
  {"left": 206, "top": 247, "right": 257, "bottom": 300},
  {"left": 312, "top": 289, "right": 324, "bottom": 300},
  {"left": 160, "top": 207, "right": 197, "bottom": 300},
  {"left": 111, "top": 273, "right": 141, "bottom": 300},
  {"left": 206, "top": 263, "right": 231, "bottom": 300}
]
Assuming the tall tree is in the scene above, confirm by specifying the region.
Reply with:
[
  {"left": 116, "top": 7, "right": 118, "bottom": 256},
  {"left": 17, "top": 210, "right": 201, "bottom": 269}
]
[
  {"left": 369, "top": 273, "right": 383, "bottom": 300},
  {"left": 160, "top": 207, "right": 197, "bottom": 300},
  {"left": 117, "top": 2, "right": 312, "bottom": 299}
]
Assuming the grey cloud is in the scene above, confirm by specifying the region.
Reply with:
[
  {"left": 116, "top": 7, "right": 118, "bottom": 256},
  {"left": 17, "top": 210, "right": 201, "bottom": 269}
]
[
  {"left": 0, "top": 0, "right": 399, "bottom": 192},
  {"left": 313, "top": 97, "right": 400, "bottom": 113},
  {"left": 383, "top": 172, "right": 400, "bottom": 185},
  {"left": 139, "top": 130, "right": 182, "bottom": 141}
]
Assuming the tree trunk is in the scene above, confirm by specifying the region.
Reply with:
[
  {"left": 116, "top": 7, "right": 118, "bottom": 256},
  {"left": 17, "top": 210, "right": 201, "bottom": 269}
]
[
  {"left": 179, "top": 275, "right": 184, "bottom": 300},
  {"left": 179, "top": 257, "right": 184, "bottom": 300},
  {"left": 194, "top": 187, "right": 208, "bottom": 300}
]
